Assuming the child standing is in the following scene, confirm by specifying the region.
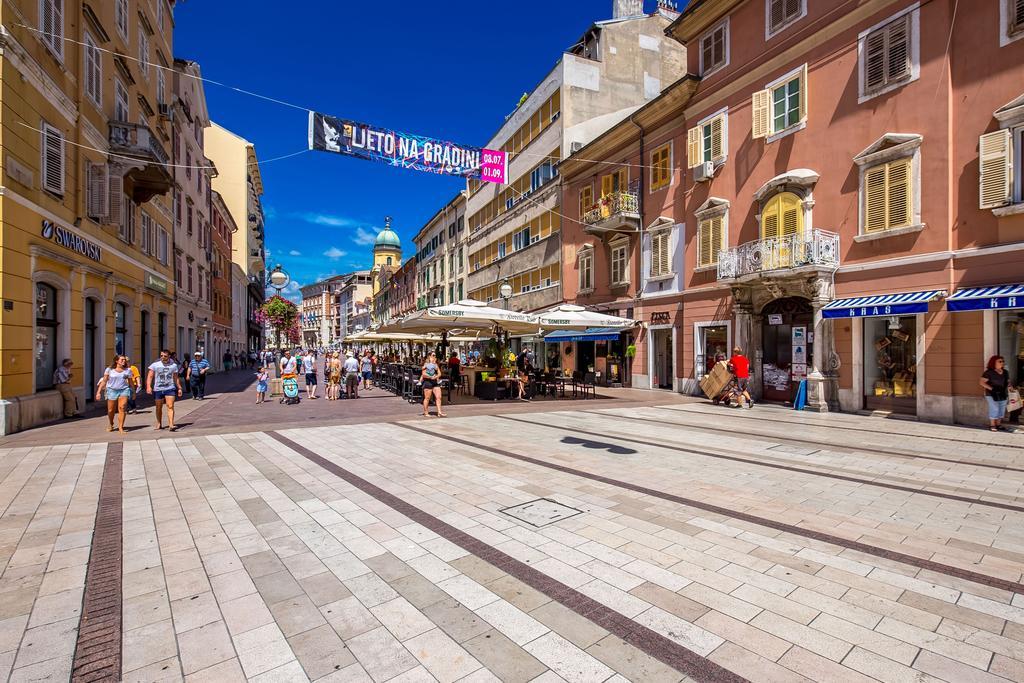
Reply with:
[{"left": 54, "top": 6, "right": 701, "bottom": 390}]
[{"left": 256, "top": 366, "right": 269, "bottom": 404}]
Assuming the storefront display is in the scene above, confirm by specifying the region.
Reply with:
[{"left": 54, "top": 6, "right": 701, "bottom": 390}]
[
  {"left": 697, "top": 325, "right": 728, "bottom": 377},
  {"left": 760, "top": 298, "right": 813, "bottom": 403},
  {"left": 999, "top": 310, "right": 1023, "bottom": 387},
  {"left": 864, "top": 316, "right": 917, "bottom": 414}
]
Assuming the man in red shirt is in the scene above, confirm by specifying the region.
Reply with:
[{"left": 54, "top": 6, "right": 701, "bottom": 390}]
[{"left": 728, "top": 346, "right": 753, "bottom": 409}]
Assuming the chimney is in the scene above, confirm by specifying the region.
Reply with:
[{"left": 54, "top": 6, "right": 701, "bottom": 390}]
[{"left": 612, "top": 0, "right": 644, "bottom": 19}]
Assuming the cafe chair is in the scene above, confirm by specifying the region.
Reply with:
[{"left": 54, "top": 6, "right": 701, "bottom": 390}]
[{"left": 575, "top": 372, "right": 597, "bottom": 399}]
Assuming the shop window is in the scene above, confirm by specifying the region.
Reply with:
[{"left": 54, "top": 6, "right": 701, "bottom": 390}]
[
  {"left": 650, "top": 144, "right": 671, "bottom": 191},
  {"left": 699, "top": 18, "right": 728, "bottom": 76},
  {"left": 1000, "top": 311, "right": 1024, "bottom": 388},
  {"left": 35, "top": 283, "right": 58, "bottom": 391},
  {"left": 863, "top": 158, "right": 912, "bottom": 232},
  {"left": 687, "top": 111, "right": 726, "bottom": 167},
  {"left": 115, "top": 301, "right": 128, "bottom": 356},
  {"left": 610, "top": 240, "right": 629, "bottom": 285},
  {"left": 858, "top": 8, "right": 919, "bottom": 101},
  {"left": 650, "top": 230, "right": 671, "bottom": 277},
  {"left": 752, "top": 65, "right": 807, "bottom": 141},
  {"left": 864, "top": 316, "right": 917, "bottom": 414},
  {"left": 767, "top": 0, "right": 805, "bottom": 37},
  {"left": 697, "top": 216, "right": 725, "bottom": 267},
  {"left": 760, "top": 192, "right": 803, "bottom": 239},
  {"left": 697, "top": 324, "right": 729, "bottom": 378}
]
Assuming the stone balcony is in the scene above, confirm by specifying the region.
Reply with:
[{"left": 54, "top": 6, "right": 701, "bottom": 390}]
[
  {"left": 109, "top": 121, "right": 172, "bottom": 202},
  {"left": 717, "top": 229, "right": 840, "bottom": 282},
  {"left": 582, "top": 192, "right": 640, "bottom": 234}
]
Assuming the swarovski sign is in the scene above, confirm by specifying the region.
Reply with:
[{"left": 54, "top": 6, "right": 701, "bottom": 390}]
[{"left": 41, "top": 220, "right": 102, "bottom": 262}]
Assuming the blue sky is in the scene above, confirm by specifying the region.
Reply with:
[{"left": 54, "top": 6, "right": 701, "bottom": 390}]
[{"left": 174, "top": 1, "right": 678, "bottom": 301}]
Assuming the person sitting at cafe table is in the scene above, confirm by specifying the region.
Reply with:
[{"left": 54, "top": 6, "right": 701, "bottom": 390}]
[{"left": 511, "top": 366, "right": 531, "bottom": 401}]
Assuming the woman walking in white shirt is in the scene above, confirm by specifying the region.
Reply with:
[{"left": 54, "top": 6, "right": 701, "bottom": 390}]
[{"left": 95, "top": 355, "right": 132, "bottom": 434}]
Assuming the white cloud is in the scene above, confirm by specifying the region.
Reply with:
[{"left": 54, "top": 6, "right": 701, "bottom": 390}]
[
  {"left": 288, "top": 250, "right": 302, "bottom": 256},
  {"left": 294, "top": 212, "right": 359, "bottom": 228},
  {"left": 353, "top": 227, "right": 377, "bottom": 246},
  {"left": 323, "top": 247, "right": 347, "bottom": 260}
]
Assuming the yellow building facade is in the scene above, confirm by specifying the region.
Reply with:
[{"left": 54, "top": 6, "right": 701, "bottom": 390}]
[{"left": 0, "top": 0, "right": 176, "bottom": 434}]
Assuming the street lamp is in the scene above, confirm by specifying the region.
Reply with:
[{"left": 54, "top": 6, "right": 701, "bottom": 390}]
[
  {"left": 499, "top": 278, "right": 513, "bottom": 310},
  {"left": 268, "top": 264, "right": 290, "bottom": 293}
]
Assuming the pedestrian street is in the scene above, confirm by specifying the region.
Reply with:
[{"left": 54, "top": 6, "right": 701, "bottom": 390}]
[{"left": 0, "top": 397, "right": 1023, "bottom": 682}]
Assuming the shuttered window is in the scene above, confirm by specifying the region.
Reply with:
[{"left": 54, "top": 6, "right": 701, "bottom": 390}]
[
  {"left": 768, "top": 0, "right": 803, "bottom": 34},
  {"left": 863, "top": 158, "right": 913, "bottom": 232},
  {"left": 700, "top": 21, "right": 728, "bottom": 75},
  {"left": 650, "top": 231, "right": 671, "bottom": 277},
  {"left": 601, "top": 169, "right": 627, "bottom": 197},
  {"left": 140, "top": 212, "right": 152, "bottom": 255},
  {"left": 40, "top": 122, "right": 64, "bottom": 195},
  {"left": 158, "top": 228, "right": 169, "bottom": 265},
  {"left": 138, "top": 24, "right": 149, "bottom": 80},
  {"left": 698, "top": 217, "right": 724, "bottom": 267},
  {"left": 760, "top": 193, "right": 803, "bottom": 239},
  {"left": 979, "top": 129, "right": 1013, "bottom": 209},
  {"left": 650, "top": 144, "right": 671, "bottom": 190},
  {"left": 610, "top": 241, "right": 629, "bottom": 284},
  {"left": 687, "top": 114, "right": 725, "bottom": 167},
  {"left": 579, "top": 186, "right": 593, "bottom": 216},
  {"left": 578, "top": 250, "right": 593, "bottom": 291},
  {"left": 864, "top": 16, "right": 911, "bottom": 93},
  {"left": 86, "top": 162, "right": 108, "bottom": 220},
  {"left": 40, "top": 0, "right": 63, "bottom": 59},
  {"left": 83, "top": 32, "right": 101, "bottom": 106},
  {"left": 1010, "top": 0, "right": 1024, "bottom": 36},
  {"left": 752, "top": 65, "right": 807, "bottom": 139},
  {"left": 115, "top": 0, "right": 129, "bottom": 39},
  {"left": 115, "top": 79, "right": 129, "bottom": 122}
]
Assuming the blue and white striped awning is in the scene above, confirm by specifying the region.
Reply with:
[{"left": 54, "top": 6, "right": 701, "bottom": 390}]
[
  {"left": 947, "top": 284, "right": 1024, "bottom": 312},
  {"left": 822, "top": 290, "right": 945, "bottom": 319}
]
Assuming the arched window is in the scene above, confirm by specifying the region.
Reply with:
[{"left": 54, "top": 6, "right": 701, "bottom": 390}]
[
  {"left": 115, "top": 302, "right": 128, "bottom": 356},
  {"left": 386, "top": 256, "right": 393, "bottom": 266},
  {"left": 35, "top": 283, "right": 58, "bottom": 391},
  {"left": 760, "top": 192, "right": 804, "bottom": 240}
]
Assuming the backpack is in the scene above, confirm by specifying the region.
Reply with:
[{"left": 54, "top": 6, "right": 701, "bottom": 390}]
[{"left": 280, "top": 376, "right": 301, "bottom": 404}]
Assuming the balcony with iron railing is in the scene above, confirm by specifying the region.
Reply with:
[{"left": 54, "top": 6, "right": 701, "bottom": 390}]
[
  {"left": 717, "top": 229, "right": 840, "bottom": 281},
  {"left": 109, "top": 121, "right": 172, "bottom": 201},
  {"left": 582, "top": 191, "right": 640, "bottom": 234}
]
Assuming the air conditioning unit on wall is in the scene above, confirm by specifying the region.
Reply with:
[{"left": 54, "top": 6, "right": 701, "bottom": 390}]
[{"left": 693, "top": 161, "right": 715, "bottom": 183}]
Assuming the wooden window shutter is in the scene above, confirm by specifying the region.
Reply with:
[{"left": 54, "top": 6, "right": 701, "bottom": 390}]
[
  {"left": 709, "top": 116, "right": 724, "bottom": 161},
  {"left": 887, "top": 158, "right": 912, "bottom": 227},
  {"left": 601, "top": 174, "right": 614, "bottom": 197},
  {"left": 798, "top": 64, "right": 809, "bottom": 122},
  {"left": 699, "top": 220, "right": 713, "bottom": 266},
  {"left": 752, "top": 90, "right": 770, "bottom": 139},
  {"left": 1015, "top": 0, "right": 1024, "bottom": 30},
  {"left": 650, "top": 234, "right": 661, "bottom": 276},
  {"left": 87, "top": 162, "right": 109, "bottom": 220},
  {"left": 658, "top": 233, "right": 670, "bottom": 275},
  {"left": 979, "top": 129, "right": 1013, "bottom": 209},
  {"left": 41, "top": 124, "right": 64, "bottom": 194},
  {"left": 711, "top": 217, "right": 723, "bottom": 263},
  {"left": 886, "top": 17, "right": 911, "bottom": 83},
  {"left": 769, "top": 0, "right": 785, "bottom": 31},
  {"left": 863, "top": 164, "right": 888, "bottom": 232},
  {"left": 687, "top": 127, "right": 701, "bottom": 168},
  {"left": 761, "top": 198, "right": 781, "bottom": 240},
  {"left": 864, "top": 29, "right": 886, "bottom": 90},
  {"left": 108, "top": 170, "right": 124, "bottom": 228}
]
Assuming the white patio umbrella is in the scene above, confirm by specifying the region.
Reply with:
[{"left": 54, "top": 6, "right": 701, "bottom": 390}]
[
  {"left": 537, "top": 304, "right": 638, "bottom": 330},
  {"left": 378, "top": 299, "right": 541, "bottom": 336}
]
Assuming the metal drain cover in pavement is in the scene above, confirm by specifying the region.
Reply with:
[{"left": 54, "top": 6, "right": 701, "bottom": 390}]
[{"left": 499, "top": 498, "right": 585, "bottom": 527}]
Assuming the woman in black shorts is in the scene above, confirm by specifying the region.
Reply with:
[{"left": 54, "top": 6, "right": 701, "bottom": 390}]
[{"left": 420, "top": 351, "right": 445, "bottom": 417}]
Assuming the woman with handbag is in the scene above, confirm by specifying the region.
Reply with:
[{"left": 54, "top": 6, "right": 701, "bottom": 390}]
[{"left": 980, "top": 355, "right": 1015, "bottom": 432}]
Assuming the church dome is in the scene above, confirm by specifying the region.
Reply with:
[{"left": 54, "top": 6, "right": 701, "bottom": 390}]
[{"left": 374, "top": 227, "right": 401, "bottom": 252}]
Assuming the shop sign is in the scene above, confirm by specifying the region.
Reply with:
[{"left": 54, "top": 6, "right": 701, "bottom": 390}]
[
  {"left": 40, "top": 220, "right": 102, "bottom": 262},
  {"left": 145, "top": 273, "right": 168, "bottom": 294},
  {"left": 947, "top": 295, "right": 1021, "bottom": 312},
  {"left": 650, "top": 312, "right": 671, "bottom": 324},
  {"left": 792, "top": 363, "right": 807, "bottom": 379},
  {"left": 767, "top": 314, "right": 783, "bottom": 325}
]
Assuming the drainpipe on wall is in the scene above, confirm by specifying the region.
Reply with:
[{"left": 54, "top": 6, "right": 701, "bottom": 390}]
[{"left": 628, "top": 112, "right": 645, "bottom": 388}]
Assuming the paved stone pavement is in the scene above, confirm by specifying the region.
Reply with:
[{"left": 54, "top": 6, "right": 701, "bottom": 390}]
[{"left": 0, "top": 392, "right": 1023, "bottom": 681}]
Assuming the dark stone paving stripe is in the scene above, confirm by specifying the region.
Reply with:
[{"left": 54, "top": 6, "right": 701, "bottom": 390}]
[
  {"left": 71, "top": 442, "right": 123, "bottom": 682},
  {"left": 660, "top": 405, "right": 1024, "bottom": 451},
  {"left": 266, "top": 431, "right": 748, "bottom": 683},
  {"left": 397, "top": 421, "right": 1024, "bottom": 596},
  {"left": 497, "top": 414, "right": 1024, "bottom": 514},
  {"left": 583, "top": 409, "right": 1024, "bottom": 474}
]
